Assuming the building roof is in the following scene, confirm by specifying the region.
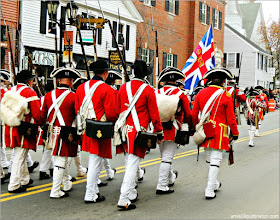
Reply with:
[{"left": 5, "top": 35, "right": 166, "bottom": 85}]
[
  {"left": 225, "top": 23, "right": 270, "bottom": 55},
  {"left": 239, "top": 3, "right": 261, "bottom": 39}
]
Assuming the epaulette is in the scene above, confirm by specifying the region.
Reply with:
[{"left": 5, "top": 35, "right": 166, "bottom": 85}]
[{"left": 226, "top": 92, "right": 231, "bottom": 98}]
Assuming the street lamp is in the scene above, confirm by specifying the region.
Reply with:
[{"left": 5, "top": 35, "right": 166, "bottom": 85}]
[
  {"left": 66, "top": 1, "right": 79, "bottom": 25},
  {"left": 46, "top": 0, "right": 59, "bottom": 17}
]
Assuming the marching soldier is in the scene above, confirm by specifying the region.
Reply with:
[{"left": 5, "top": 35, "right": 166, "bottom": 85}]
[
  {"left": 75, "top": 60, "right": 117, "bottom": 203},
  {"left": 4, "top": 70, "right": 42, "bottom": 193},
  {"left": 41, "top": 68, "right": 81, "bottom": 198},
  {"left": 116, "top": 60, "right": 164, "bottom": 210},
  {"left": 0, "top": 70, "right": 11, "bottom": 184},
  {"left": 254, "top": 86, "right": 269, "bottom": 137},
  {"left": 155, "top": 67, "right": 193, "bottom": 195},
  {"left": 192, "top": 68, "right": 239, "bottom": 199},
  {"left": 245, "top": 87, "right": 266, "bottom": 147}
]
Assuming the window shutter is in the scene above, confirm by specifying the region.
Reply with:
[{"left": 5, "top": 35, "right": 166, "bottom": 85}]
[
  {"left": 165, "top": 0, "right": 169, "bottom": 12},
  {"left": 219, "top": 11, "right": 222, "bottom": 30},
  {"left": 199, "top": 2, "right": 202, "bottom": 22},
  {"left": 175, "top": 0, "right": 179, "bottom": 15},
  {"left": 223, "top": 53, "right": 227, "bottom": 67},
  {"left": 236, "top": 53, "right": 240, "bottom": 68},
  {"left": 126, "top": 25, "right": 130, "bottom": 50},
  {"left": 112, "top": 21, "right": 117, "bottom": 48},
  {"left": 81, "top": 13, "right": 88, "bottom": 30},
  {"left": 257, "top": 53, "right": 259, "bottom": 69},
  {"left": 212, "top": 8, "right": 215, "bottom": 27},
  {"left": 137, "top": 47, "right": 142, "bottom": 60},
  {"left": 149, "top": 49, "right": 154, "bottom": 69},
  {"left": 151, "top": 0, "right": 156, "bottom": 7},
  {"left": 139, "top": 0, "right": 144, "bottom": 2},
  {"left": 60, "top": 7, "right": 66, "bottom": 32},
  {"left": 97, "top": 17, "right": 102, "bottom": 45},
  {"left": 40, "top": 1, "right": 47, "bottom": 34},
  {"left": 173, "top": 54, "right": 177, "bottom": 68},
  {"left": 206, "top": 5, "right": 210, "bottom": 25},
  {"left": 163, "top": 52, "right": 167, "bottom": 69}
]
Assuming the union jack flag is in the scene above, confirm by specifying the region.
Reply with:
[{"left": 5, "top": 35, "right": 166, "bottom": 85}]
[{"left": 182, "top": 24, "right": 215, "bottom": 94}]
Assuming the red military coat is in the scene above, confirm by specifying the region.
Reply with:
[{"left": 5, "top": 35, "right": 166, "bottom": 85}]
[
  {"left": 4, "top": 83, "right": 42, "bottom": 151},
  {"left": 41, "top": 85, "right": 77, "bottom": 157},
  {"left": 116, "top": 79, "right": 163, "bottom": 158},
  {"left": 157, "top": 85, "right": 192, "bottom": 141},
  {"left": 75, "top": 76, "right": 117, "bottom": 159},
  {"left": 246, "top": 96, "right": 266, "bottom": 124},
  {"left": 192, "top": 85, "right": 239, "bottom": 151},
  {"left": 257, "top": 93, "right": 268, "bottom": 120},
  {"left": 225, "top": 86, "right": 246, "bottom": 108}
]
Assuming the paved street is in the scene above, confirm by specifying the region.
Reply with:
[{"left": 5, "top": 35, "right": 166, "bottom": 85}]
[{"left": 1, "top": 111, "right": 279, "bottom": 220}]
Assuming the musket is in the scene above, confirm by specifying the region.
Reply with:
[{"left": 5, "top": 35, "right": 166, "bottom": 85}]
[
  {"left": 1, "top": 8, "right": 16, "bottom": 82},
  {"left": 151, "top": 7, "right": 159, "bottom": 89},
  {"left": 118, "top": 8, "right": 127, "bottom": 83},
  {"left": 97, "top": 0, "right": 129, "bottom": 82},
  {"left": 229, "top": 53, "right": 242, "bottom": 166}
]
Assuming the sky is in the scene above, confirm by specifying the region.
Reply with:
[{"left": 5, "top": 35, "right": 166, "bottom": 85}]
[{"left": 255, "top": 0, "right": 280, "bottom": 25}]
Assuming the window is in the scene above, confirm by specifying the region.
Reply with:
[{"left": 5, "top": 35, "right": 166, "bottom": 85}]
[
  {"left": 163, "top": 52, "right": 177, "bottom": 68},
  {"left": 227, "top": 53, "right": 235, "bottom": 68},
  {"left": 264, "top": 56, "right": 268, "bottom": 72},
  {"left": 112, "top": 21, "right": 129, "bottom": 49},
  {"left": 224, "top": 53, "right": 241, "bottom": 68},
  {"left": 141, "top": 48, "right": 149, "bottom": 62},
  {"left": 144, "top": 0, "right": 151, "bottom": 6},
  {"left": 257, "top": 53, "right": 260, "bottom": 69},
  {"left": 165, "top": 0, "right": 179, "bottom": 15},
  {"left": 213, "top": 9, "right": 219, "bottom": 29},
  {"left": 260, "top": 54, "right": 263, "bottom": 70},
  {"left": 199, "top": 2, "right": 210, "bottom": 25}
]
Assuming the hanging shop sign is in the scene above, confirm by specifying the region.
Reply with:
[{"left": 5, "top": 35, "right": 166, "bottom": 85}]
[
  {"left": 32, "top": 50, "right": 55, "bottom": 66},
  {"left": 63, "top": 31, "right": 73, "bottom": 63}
]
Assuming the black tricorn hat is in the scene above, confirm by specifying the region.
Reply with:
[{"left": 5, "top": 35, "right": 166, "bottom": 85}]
[
  {"left": 132, "top": 60, "right": 153, "bottom": 78},
  {"left": 176, "top": 79, "right": 185, "bottom": 87},
  {"left": 0, "top": 69, "right": 11, "bottom": 82},
  {"left": 90, "top": 60, "right": 109, "bottom": 73},
  {"left": 16, "top": 70, "right": 37, "bottom": 83},
  {"left": 203, "top": 67, "right": 233, "bottom": 80},
  {"left": 245, "top": 87, "right": 260, "bottom": 97},
  {"left": 50, "top": 67, "right": 82, "bottom": 79},
  {"left": 73, "top": 77, "right": 87, "bottom": 90},
  {"left": 105, "top": 70, "right": 122, "bottom": 83},
  {"left": 158, "top": 67, "right": 186, "bottom": 82},
  {"left": 255, "top": 85, "right": 264, "bottom": 90}
]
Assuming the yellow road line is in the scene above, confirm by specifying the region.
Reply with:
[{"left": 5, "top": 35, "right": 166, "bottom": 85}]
[{"left": 1, "top": 128, "right": 279, "bottom": 202}]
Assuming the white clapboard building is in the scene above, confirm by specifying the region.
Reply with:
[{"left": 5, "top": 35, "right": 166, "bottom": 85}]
[{"left": 19, "top": 0, "right": 143, "bottom": 81}]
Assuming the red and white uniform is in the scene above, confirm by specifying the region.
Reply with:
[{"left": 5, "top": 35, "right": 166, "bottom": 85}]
[
  {"left": 116, "top": 79, "right": 163, "bottom": 207},
  {"left": 192, "top": 85, "right": 239, "bottom": 198},
  {"left": 225, "top": 86, "right": 246, "bottom": 108},
  {"left": 75, "top": 78, "right": 117, "bottom": 158},
  {"left": 157, "top": 85, "right": 192, "bottom": 140},
  {"left": 192, "top": 85, "right": 239, "bottom": 151},
  {"left": 4, "top": 83, "right": 42, "bottom": 151},
  {"left": 5, "top": 83, "right": 42, "bottom": 192},
  {"left": 155, "top": 85, "right": 192, "bottom": 192},
  {"left": 257, "top": 93, "right": 268, "bottom": 120},
  {"left": 116, "top": 79, "right": 163, "bottom": 158},
  {"left": 41, "top": 86, "right": 78, "bottom": 157},
  {"left": 75, "top": 76, "right": 117, "bottom": 202}
]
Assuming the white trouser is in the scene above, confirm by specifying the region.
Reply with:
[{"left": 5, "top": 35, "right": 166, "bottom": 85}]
[
  {"left": 137, "top": 163, "right": 145, "bottom": 180},
  {"left": 50, "top": 156, "right": 72, "bottom": 198},
  {"left": 204, "top": 148, "right": 223, "bottom": 197},
  {"left": 255, "top": 121, "right": 261, "bottom": 136},
  {"left": 248, "top": 125, "right": 256, "bottom": 146},
  {"left": 157, "top": 141, "right": 177, "bottom": 191},
  {"left": 8, "top": 149, "right": 34, "bottom": 173},
  {"left": 118, "top": 154, "right": 140, "bottom": 206},
  {"left": 8, "top": 147, "right": 30, "bottom": 191},
  {"left": 1, "top": 147, "right": 10, "bottom": 168},
  {"left": 84, "top": 154, "right": 103, "bottom": 201},
  {"left": 103, "top": 158, "right": 114, "bottom": 179},
  {"left": 39, "top": 147, "right": 53, "bottom": 172},
  {"left": 1, "top": 163, "right": 5, "bottom": 178},
  {"left": 68, "top": 147, "right": 87, "bottom": 177}
]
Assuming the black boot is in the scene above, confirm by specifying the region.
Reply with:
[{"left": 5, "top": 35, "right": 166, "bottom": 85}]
[
  {"left": 28, "top": 161, "right": 39, "bottom": 173},
  {"left": 39, "top": 171, "right": 51, "bottom": 180},
  {"left": 49, "top": 169, "right": 53, "bottom": 177}
]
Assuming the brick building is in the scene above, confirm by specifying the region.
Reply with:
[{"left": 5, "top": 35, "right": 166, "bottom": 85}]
[
  {"left": 132, "top": 0, "right": 225, "bottom": 86},
  {"left": 0, "top": 1, "right": 19, "bottom": 74}
]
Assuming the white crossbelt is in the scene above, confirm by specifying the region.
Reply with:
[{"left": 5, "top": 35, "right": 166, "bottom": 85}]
[
  {"left": 201, "top": 88, "right": 224, "bottom": 118},
  {"left": 126, "top": 82, "right": 147, "bottom": 132},
  {"left": 49, "top": 90, "right": 70, "bottom": 126}
]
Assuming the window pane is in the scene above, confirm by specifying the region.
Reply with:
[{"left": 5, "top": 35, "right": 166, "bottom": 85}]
[
  {"left": 228, "top": 53, "right": 235, "bottom": 68},
  {"left": 214, "top": 10, "right": 219, "bottom": 28},
  {"left": 169, "top": 0, "right": 175, "bottom": 13},
  {"left": 202, "top": 4, "right": 206, "bottom": 24}
]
